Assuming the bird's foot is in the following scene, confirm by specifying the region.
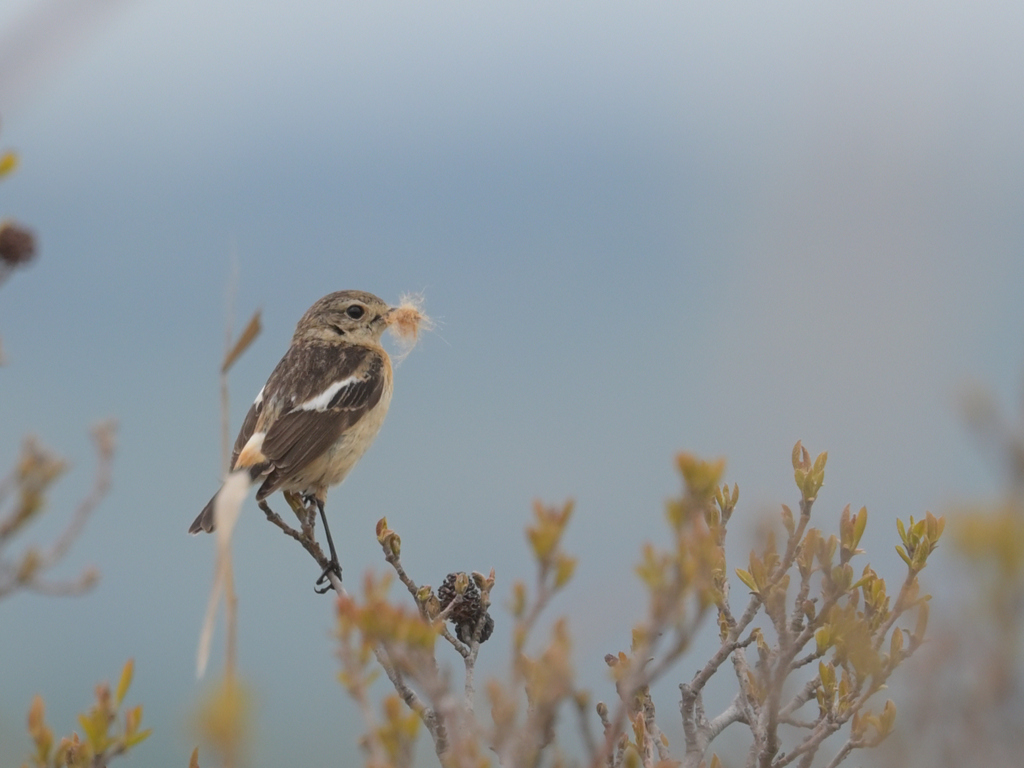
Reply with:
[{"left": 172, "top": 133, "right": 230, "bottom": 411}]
[{"left": 315, "top": 558, "right": 342, "bottom": 594}]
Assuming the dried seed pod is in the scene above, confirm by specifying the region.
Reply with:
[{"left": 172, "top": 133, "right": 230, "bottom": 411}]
[{"left": 438, "top": 571, "right": 494, "bottom": 643}]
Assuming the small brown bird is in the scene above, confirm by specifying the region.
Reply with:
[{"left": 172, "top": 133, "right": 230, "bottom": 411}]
[{"left": 190, "top": 290, "right": 396, "bottom": 591}]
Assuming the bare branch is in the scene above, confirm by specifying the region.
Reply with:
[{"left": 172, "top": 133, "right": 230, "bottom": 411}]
[
  {"left": 823, "top": 740, "right": 859, "bottom": 768},
  {"left": 40, "top": 420, "right": 115, "bottom": 567},
  {"left": 0, "top": 422, "right": 115, "bottom": 600},
  {"left": 23, "top": 569, "right": 98, "bottom": 596},
  {"left": 258, "top": 498, "right": 334, "bottom": 577},
  {"left": 780, "top": 677, "right": 820, "bottom": 720},
  {"left": 707, "top": 696, "right": 748, "bottom": 737}
]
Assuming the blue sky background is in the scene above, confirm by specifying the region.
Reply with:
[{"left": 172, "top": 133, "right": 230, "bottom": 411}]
[{"left": 1, "top": 1, "right": 1023, "bottom": 765}]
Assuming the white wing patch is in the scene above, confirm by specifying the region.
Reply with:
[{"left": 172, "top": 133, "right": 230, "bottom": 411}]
[
  {"left": 253, "top": 386, "right": 265, "bottom": 406},
  {"left": 298, "top": 375, "right": 361, "bottom": 412},
  {"left": 235, "top": 431, "right": 266, "bottom": 468}
]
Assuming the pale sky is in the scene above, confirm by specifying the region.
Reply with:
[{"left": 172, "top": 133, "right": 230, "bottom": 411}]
[{"left": 1, "top": 2, "right": 1023, "bottom": 766}]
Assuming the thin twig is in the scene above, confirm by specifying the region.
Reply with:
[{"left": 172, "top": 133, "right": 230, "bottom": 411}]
[
  {"left": 574, "top": 689, "right": 599, "bottom": 763},
  {"left": 822, "top": 738, "right": 858, "bottom": 768},
  {"left": 258, "top": 499, "right": 333, "bottom": 575},
  {"left": 24, "top": 572, "right": 98, "bottom": 597},
  {"left": 780, "top": 677, "right": 820, "bottom": 720},
  {"left": 40, "top": 421, "right": 115, "bottom": 568}
]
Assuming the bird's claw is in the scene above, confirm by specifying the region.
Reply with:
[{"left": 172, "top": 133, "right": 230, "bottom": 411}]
[{"left": 315, "top": 559, "right": 342, "bottom": 594}]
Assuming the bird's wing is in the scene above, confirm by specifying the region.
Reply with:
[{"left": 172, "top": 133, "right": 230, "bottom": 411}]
[
  {"left": 229, "top": 387, "right": 265, "bottom": 470},
  {"left": 254, "top": 344, "right": 388, "bottom": 490}
]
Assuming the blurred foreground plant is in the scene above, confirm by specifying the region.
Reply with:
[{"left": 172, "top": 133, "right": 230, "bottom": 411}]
[
  {"left": 881, "top": 386, "right": 1024, "bottom": 768},
  {"left": 334, "top": 442, "right": 941, "bottom": 768},
  {"left": 2, "top": 132, "right": 138, "bottom": 766},
  {"left": 0, "top": 422, "right": 115, "bottom": 599},
  {"left": 0, "top": 116, "right": 37, "bottom": 363},
  {"left": 21, "top": 660, "right": 150, "bottom": 768},
  {"left": 189, "top": 296, "right": 262, "bottom": 768},
  {"left": 0, "top": 141, "right": 94, "bottom": 601}
]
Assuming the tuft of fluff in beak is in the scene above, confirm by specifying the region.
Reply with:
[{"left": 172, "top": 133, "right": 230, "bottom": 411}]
[{"left": 385, "top": 293, "right": 434, "bottom": 358}]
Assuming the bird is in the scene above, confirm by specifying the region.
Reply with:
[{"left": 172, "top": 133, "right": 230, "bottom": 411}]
[{"left": 190, "top": 290, "right": 396, "bottom": 592}]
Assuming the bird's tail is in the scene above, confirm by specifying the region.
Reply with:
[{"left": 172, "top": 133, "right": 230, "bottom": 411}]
[
  {"left": 190, "top": 466, "right": 264, "bottom": 534},
  {"left": 189, "top": 494, "right": 217, "bottom": 534}
]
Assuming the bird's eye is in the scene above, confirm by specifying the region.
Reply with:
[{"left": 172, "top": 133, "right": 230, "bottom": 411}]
[{"left": 346, "top": 305, "right": 365, "bottom": 320}]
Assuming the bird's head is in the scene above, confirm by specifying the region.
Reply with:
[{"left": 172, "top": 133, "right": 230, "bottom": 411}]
[{"left": 294, "top": 290, "right": 393, "bottom": 345}]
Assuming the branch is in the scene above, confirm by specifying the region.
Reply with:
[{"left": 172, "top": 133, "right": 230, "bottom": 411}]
[
  {"left": 774, "top": 498, "right": 815, "bottom": 583},
  {"left": 261, "top": 495, "right": 455, "bottom": 757},
  {"left": 39, "top": 421, "right": 115, "bottom": 569},
  {"left": 780, "top": 677, "right": 820, "bottom": 721},
  {"left": 788, "top": 651, "right": 821, "bottom": 672},
  {"left": 257, "top": 498, "right": 335, "bottom": 579},
  {"left": 689, "top": 596, "right": 761, "bottom": 695},
  {"left": 574, "top": 689, "right": 600, "bottom": 763},
  {"left": 705, "top": 696, "right": 747, "bottom": 741},
  {"left": 380, "top": 537, "right": 471, "bottom": 658},
  {"left": 823, "top": 740, "right": 859, "bottom": 768},
  {"left": 0, "top": 422, "right": 115, "bottom": 600},
  {"left": 23, "top": 571, "right": 98, "bottom": 597}
]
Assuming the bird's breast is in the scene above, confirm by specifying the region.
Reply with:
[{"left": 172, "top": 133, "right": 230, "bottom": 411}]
[{"left": 307, "top": 379, "right": 393, "bottom": 490}]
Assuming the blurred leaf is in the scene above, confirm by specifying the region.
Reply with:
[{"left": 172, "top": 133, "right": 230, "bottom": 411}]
[
  {"left": 896, "top": 545, "right": 912, "bottom": 568},
  {"left": 890, "top": 627, "right": 904, "bottom": 658},
  {"left": 78, "top": 708, "right": 107, "bottom": 752},
  {"left": 815, "top": 626, "right": 831, "bottom": 655},
  {"left": 115, "top": 659, "right": 134, "bottom": 708},
  {"left": 511, "top": 580, "right": 527, "bottom": 619},
  {"left": 854, "top": 506, "right": 868, "bottom": 546},
  {"left": 781, "top": 504, "right": 795, "bottom": 535},
  {"left": 554, "top": 554, "right": 576, "bottom": 588},
  {"left": 792, "top": 441, "right": 805, "bottom": 470},
  {"left": 124, "top": 727, "right": 153, "bottom": 748},
  {"left": 0, "top": 150, "right": 17, "bottom": 178},
  {"left": 221, "top": 310, "right": 262, "bottom": 373},
  {"left": 192, "top": 677, "right": 252, "bottom": 763},
  {"left": 676, "top": 453, "right": 726, "bottom": 501},
  {"left": 27, "top": 695, "right": 53, "bottom": 762}
]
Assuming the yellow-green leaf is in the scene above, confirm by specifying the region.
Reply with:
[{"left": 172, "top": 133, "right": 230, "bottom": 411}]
[
  {"left": 880, "top": 699, "right": 896, "bottom": 734},
  {"left": 116, "top": 659, "right": 134, "bottom": 707},
  {"left": 914, "top": 600, "right": 929, "bottom": 641},
  {"left": 554, "top": 555, "right": 577, "bottom": 588},
  {"left": 895, "top": 545, "right": 911, "bottom": 567},
  {"left": 125, "top": 728, "right": 153, "bottom": 748},
  {"left": 735, "top": 568, "right": 758, "bottom": 593},
  {"left": 812, "top": 451, "right": 828, "bottom": 475},
  {"left": 78, "top": 710, "right": 107, "bottom": 751},
  {"left": 125, "top": 704, "right": 143, "bottom": 735},
  {"left": 0, "top": 150, "right": 17, "bottom": 178},
  {"left": 854, "top": 506, "right": 868, "bottom": 546},
  {"left": 819, "top": 660, "right": 835, "bottom": 690},
  {"left": 890, "top": 627, "right": 904, "bottom": 657},
  {"left": 781, "top": 504, "right": 795, "bottom": 535},
  {"left": 815, "top": 626, "right": 831, "bottom": 654}
]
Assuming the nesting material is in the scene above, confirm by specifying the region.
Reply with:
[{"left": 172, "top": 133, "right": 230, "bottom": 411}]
[{"left": 386, "top": 293, "right": 433, "bottom": 354}]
